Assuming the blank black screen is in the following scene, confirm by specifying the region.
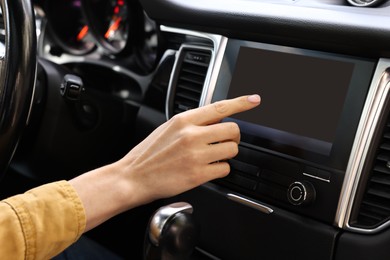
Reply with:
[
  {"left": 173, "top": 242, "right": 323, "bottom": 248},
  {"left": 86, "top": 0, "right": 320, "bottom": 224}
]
[{"left": 227, "top": 46, "right": 355, "bottom": 143}]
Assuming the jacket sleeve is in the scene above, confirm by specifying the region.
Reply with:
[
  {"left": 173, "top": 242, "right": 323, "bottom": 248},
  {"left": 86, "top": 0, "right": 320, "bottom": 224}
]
[{"left": 0, "top": 180, "right": 86, "bottom": 260}]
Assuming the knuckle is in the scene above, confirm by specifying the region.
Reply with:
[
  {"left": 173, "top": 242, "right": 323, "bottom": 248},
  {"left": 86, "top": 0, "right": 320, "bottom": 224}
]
[
  {"left": 178, "top": 129, "right": 196, "bottom": 146},
  {"left": 227, "top": 142, "right": 239, "bottom": 157},
  {"left": 213, "top": 101, "right": 229, "bottom": 114},
  {"left": 231, "top": 142, "right": 239, "bottom": 157},
  {"left": 229, "top": 122, "right": 240, "bottom": 135},
  {"left": 182, "top": 149, "right": 199, "bottom": 164},
  {"left": 170, "top": 113, "right": 187, "bottom": 127},
  {"left": 220, "top": 163, "right": 231, "bottom": 177}
]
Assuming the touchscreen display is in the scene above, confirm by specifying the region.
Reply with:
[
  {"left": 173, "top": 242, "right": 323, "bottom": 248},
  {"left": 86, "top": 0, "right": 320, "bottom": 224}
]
[
  {"left": 227, "top": 47, "right": 354, "bottom": 156},
  {"left": 213, "top": 39, "right": 376, "bottom": 170}
]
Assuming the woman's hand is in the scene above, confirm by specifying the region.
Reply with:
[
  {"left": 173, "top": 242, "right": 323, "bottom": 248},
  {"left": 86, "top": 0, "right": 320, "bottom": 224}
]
[
  {"left": 70, "top": 94, "right": 261, "bottom": 231},
  {"left": 121, "top": 94, "right": 261, "bottom": 203}
]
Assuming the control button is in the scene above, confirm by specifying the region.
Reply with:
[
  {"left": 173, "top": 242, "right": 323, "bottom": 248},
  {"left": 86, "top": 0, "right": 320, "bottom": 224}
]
[
  {"left": 257, "top": 182, "right": 288, "bottom": 202},
  {"left": 229, "top": 159, "right": 260, "bottom": 177},
  {"left": 226, "top": 173, "right": 257, "bottom": 191},
  {"left": 287, "top": 181, "right": 316, "bottom": 206},
  {"left": 185, "top": 51, "right": 211, "bottom": 64},
  {"left": 260, "top": 169, "right": 294, "bottom": 187}
]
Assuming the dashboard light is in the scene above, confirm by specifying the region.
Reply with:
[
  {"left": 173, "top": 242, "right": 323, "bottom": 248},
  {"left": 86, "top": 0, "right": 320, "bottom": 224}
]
[{"left": 77, "top": 25, "right": 89, "bottom": 42}]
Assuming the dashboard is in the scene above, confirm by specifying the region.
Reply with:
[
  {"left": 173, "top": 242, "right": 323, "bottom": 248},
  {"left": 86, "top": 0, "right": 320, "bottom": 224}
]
[{"left": 5, "top": 0, "right": 390, "bottom": 259}]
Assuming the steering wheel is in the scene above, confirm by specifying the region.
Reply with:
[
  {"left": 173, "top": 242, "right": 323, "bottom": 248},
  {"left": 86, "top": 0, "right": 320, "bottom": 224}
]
[{"left": 0, "top": 0, "right": 36, "bottom": 179}]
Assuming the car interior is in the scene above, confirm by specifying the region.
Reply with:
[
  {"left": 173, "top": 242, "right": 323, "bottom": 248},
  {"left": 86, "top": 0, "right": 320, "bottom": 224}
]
[{"left": 1, "top": 0, "right": 390, "bottom": 259}]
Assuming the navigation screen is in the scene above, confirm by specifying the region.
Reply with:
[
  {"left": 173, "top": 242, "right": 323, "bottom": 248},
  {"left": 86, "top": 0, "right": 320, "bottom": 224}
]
[
  {"left": 213, "top": 40, "right": 375, "bottom": 170},
  {"left": 228, "top": 46, "right": 354, "bottom": 143}
]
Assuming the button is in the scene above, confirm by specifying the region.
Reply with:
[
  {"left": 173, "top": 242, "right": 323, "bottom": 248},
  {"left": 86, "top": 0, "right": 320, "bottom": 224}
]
[
  {"left": 260, "top": 169, "right": 294, "bottom": 187},
  {"left": 185, "top": 52, "right": 210, "bottom": 64},
  {"left": 225, "top": 173, "right": 257, "bottom": 191},
  {"left": 229, "top": 159, "right": 260, "bottom": 177},
  {"left": 257, "top": 182, "right": 288, "bottom": 202}
]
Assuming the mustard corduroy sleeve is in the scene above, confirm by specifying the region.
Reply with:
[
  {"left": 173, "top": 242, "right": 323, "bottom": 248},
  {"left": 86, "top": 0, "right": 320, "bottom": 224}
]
[{"left": 0, "top": 180, "right": 86, "bottom": 260}]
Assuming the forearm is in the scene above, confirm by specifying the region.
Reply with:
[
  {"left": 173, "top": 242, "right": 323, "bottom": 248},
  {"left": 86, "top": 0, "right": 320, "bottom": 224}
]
[{"left": 69, "top": 162, "right": 139, "bottom": 232}]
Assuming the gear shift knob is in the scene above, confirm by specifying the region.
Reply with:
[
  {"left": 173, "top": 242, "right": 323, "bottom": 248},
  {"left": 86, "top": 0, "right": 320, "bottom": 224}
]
[{"left": 144, "top": 202, "right": 198, "bottom": 260}]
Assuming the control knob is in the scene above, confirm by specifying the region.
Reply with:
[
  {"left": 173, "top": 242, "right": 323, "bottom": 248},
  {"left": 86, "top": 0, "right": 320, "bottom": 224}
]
[{"left": 287, "top": 181, "right": 316, "bottom": 206}]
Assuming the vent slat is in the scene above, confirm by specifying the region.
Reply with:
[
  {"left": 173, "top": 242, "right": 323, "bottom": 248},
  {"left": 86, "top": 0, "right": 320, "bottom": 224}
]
[
  {"left": 373, "top": 164, "right": 390, "bottom": 175},
  {"left": 175, "top": 103, "right": 195, "bottom": 112},
  {"left": 361, "top": 198, "right": 390, "bottom": 212},
  {"left": 177, "top": 83, "right": 203, "bottom": 94},
  {"left": 182, "top": 63, "right": 208, "bottom": 75},
  {"left": 377, "top": 152, "right": 390, "bottom": 162},
  {"left": 380, "top": 143, "right": 390, "bottom": 151},
  {"left": 371, "top": 176, "right": 390, "bottom": 186},
  {"left": 176, "top": 92, "right": 201, "bottom": 103},
  {"left": 179, "top": 75, "right": 206, "bottom": 85},
  {"left": 182, "top": 68, "right": 207, "bottom": 77},
  {"left": 367, "top": 187, "right": 390, "bottom": 200},
  {"left": 358, "top": 210, "right": 386, "bottom": 221}
]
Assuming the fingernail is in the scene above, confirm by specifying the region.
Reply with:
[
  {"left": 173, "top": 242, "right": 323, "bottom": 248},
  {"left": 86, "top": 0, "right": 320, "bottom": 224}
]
[{"left": 247, "top": 94, "right": 260, "bottom": 103}]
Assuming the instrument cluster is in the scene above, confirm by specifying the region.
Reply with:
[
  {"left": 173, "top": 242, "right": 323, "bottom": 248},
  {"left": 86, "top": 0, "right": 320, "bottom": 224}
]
[{"left": 37, "top": 0, "right": 158, "bottom": 74}]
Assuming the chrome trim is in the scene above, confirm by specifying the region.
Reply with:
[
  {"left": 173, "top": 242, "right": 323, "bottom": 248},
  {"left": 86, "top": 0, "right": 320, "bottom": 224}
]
[
  {"left": 160, "top": 25, "right": 228, "bottom": 119},
  {"left": 335, "top": 58, "right": 390, "bottom": 233},
  {"left": 227, "top": 193, "right": 274, "bottom": 214},
  {"left": 164, "top": 48, "right": 179, "bottom": 120},
  {"left": 347, "top": 0, "right": 384, "bottom": 7},
  {"left": 200, "top": 36, "right": 228, "bottom": 107},
  {"left": 26, "top": 63, "right": 37, "bottom": 126},
  {"left": 302, "top": 172, "right": 330, "bottom": 183},
  {"left": 194, "top": 247, "right": 221, "bottom": 260}
]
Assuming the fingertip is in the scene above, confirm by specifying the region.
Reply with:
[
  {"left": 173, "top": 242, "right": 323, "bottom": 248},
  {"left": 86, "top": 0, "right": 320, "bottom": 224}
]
[{"left": 247, "top": 94, "right": 261, "bottom": 104}]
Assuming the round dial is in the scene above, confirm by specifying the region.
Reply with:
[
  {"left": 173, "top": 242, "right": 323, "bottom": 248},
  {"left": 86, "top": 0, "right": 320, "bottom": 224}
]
[
  {"left": 287, "top": 181, "right": 316, "bottom": 206},
  {"left": 45, "top": 0, "right": 96, "bottom": 55},
  {"left": 81, "top": 0, "right": 138, "bottom": 55}
]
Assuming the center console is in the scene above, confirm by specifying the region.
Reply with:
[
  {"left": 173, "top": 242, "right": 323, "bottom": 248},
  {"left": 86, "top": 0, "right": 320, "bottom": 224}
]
[{"left": 206, "top": 39, "right": 377, "bottom": 224}]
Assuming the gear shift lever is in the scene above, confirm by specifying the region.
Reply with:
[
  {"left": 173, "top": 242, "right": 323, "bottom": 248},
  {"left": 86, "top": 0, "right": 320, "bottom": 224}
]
[{"left": 144, "top": 202, "right": 199, "bottom": 260}]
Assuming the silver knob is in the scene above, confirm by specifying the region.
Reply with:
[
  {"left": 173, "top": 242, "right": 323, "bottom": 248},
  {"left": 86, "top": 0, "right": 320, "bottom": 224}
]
[
  {"left": 287, "top": 181, "right": 316, "bottom": 206},
  {"left": 148, "top": 202, "right": 193, "bottom": 246}
]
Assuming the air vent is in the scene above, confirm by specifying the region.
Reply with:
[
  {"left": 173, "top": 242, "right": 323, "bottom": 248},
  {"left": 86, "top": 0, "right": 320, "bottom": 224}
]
[
  {"left": 167, "top": 47, "right": 212, "bottom": 118},
  {"left": 354, "top": 114, "right": 390, "bottom": 228}
]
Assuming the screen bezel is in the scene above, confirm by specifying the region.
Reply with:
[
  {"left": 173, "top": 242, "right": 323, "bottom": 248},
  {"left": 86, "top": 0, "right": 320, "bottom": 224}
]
[{"left": 211, "top": 39, "right": 376, "bottom": 171}]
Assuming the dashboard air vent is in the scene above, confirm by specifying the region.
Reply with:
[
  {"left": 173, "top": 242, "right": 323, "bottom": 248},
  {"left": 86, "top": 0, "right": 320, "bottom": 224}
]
[
  {"left": 167, "top": 47, "right": 212, "bottom": 118},
  {"left": 355, "top": 113, "right": 390, "bottom": 228}
]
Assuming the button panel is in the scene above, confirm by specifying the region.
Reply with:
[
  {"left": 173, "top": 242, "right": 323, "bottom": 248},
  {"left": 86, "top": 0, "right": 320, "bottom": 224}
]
[{"left": 213, "top": 145, "right": 341, "bottom": 224}]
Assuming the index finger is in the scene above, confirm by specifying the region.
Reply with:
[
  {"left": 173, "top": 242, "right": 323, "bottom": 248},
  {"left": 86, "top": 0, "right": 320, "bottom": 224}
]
[{"left": 187, "top": 94, "right": 261, "bottom": 125}]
